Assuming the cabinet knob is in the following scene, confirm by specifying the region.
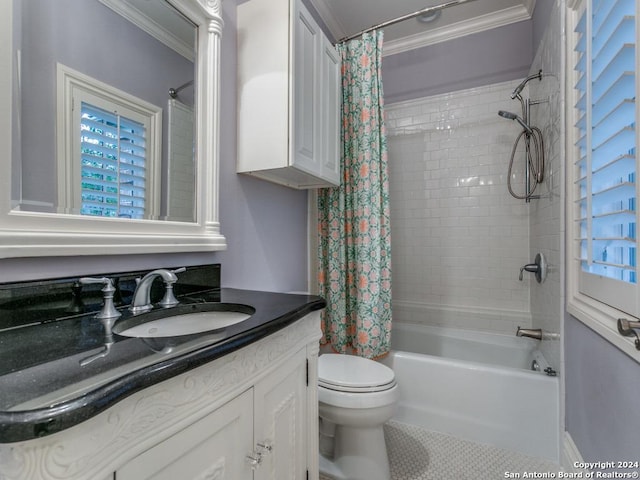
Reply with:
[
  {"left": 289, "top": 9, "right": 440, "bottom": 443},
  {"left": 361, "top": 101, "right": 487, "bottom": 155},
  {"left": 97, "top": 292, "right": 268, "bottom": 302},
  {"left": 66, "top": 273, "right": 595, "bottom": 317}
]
[
  {"left": 257, "top": 441, "right": 273, "bottom": 454},
  {"left": 245, "top": 452, "right": 263, "bottom": 470}
]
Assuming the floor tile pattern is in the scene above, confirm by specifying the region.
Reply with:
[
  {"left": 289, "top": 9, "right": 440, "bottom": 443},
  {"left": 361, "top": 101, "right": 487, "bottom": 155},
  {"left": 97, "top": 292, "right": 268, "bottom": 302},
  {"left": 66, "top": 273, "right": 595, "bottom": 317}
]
[{"left": 320, "top": 420, "right": 562, "bottom": 480}]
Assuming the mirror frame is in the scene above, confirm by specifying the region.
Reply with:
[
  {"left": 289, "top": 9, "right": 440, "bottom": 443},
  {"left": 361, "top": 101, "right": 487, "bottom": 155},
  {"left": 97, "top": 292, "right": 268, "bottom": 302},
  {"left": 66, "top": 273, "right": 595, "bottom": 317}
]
[{"left": 0, "top": 0, "right": 226, "bottom": 258}]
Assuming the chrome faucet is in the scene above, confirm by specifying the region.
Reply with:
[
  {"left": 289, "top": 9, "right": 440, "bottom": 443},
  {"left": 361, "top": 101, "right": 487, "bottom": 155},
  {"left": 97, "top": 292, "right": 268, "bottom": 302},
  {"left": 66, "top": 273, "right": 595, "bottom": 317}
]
[
  {"left": 516, "top": 326, "right": 543, "bottom": 340},
  {"left": 516, "top": 326, "right": 560, "bottom": 341},
  {"left": 130, "top": 267, "right": 185, "bottom": 314}
]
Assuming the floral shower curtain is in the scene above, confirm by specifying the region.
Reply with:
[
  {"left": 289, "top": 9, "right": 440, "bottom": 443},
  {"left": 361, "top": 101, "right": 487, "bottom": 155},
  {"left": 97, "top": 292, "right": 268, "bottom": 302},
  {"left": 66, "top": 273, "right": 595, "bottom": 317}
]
[{"left": 317, "top": 31, "right": 392, "bottom": 359}]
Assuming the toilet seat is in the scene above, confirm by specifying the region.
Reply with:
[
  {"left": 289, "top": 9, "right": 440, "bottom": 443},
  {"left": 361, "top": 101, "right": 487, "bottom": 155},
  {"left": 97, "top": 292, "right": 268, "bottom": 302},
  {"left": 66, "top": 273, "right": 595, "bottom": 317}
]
[{"left": 318, "top": 354, "right": 396, "bottom": 393}]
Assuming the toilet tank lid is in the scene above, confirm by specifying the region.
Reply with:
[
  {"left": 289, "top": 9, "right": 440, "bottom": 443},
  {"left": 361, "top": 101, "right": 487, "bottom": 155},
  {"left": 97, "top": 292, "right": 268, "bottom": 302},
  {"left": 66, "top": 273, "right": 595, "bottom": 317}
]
[{"left": 318, "top": 353, "right": 395, "bottom": 389}]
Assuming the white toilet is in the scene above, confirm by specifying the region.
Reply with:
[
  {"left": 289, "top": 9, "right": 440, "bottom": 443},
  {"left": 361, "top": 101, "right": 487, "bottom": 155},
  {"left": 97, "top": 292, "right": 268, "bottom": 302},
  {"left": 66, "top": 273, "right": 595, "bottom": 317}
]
[{"left": 318, "top": 353, "right": 399, "bottom": 480}]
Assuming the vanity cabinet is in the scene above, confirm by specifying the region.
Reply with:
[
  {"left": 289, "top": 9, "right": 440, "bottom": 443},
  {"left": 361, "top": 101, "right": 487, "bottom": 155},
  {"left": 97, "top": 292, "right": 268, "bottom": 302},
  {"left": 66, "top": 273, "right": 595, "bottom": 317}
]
[
  {"left": 0, "top": 312, "right": 321, "bottom": 480},
  {"left": 117, "top": 389, "right": 254, "bottom": 480},
  {"left": 237, "top": 0, "right": 340, "bottom": 189},
  {"left": 117, "top": 349, "right": 307, "bottom": 480}
]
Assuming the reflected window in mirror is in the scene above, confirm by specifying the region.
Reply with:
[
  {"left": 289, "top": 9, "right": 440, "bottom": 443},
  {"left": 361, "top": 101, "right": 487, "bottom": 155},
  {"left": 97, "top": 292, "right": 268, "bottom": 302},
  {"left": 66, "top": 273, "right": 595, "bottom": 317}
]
[
  {"left": 15, "top": 0, "right": 196, "bottom": 222},
  {"left": 57, "top": 64, "right": 162, "bottom": 220},
  {"left": 80, "top": 103, "right": 151, "bottom": 219}
]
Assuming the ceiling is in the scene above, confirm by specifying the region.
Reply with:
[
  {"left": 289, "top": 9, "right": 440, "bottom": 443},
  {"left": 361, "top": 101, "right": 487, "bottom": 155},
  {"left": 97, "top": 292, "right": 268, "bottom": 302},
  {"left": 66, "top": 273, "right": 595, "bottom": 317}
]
[{"left": 307, "top": 0, "right": 536, "bottom": 56}]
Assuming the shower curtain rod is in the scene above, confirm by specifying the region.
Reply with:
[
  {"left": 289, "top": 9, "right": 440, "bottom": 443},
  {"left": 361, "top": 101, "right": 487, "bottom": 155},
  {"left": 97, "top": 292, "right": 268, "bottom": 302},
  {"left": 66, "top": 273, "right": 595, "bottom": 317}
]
[
  {"left": 169, "top": 80, "right": 194, "bottom": 98},
  {"left": 338, "top": 0, "right": 479, "bottom": 44}
]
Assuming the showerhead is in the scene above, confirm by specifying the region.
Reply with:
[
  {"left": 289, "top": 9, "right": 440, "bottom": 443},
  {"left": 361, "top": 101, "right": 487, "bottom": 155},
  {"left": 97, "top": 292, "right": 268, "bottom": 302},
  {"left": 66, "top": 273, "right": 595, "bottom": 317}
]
[
  {"left": 510, "top": 69, "right": 543, "bottom": 99},
  {"left": 498, "top": 110, "right": 517, "bottom": 120},
  {"left": 498, "top": 110, "right": 533, "bottom": 135}
]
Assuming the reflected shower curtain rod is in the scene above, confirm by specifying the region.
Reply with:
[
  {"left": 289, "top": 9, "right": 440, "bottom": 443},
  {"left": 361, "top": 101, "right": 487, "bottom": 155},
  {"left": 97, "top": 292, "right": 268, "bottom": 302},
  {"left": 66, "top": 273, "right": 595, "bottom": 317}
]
[
  {"left": 338, "top": 0, "right": 479, "bottom": 44},
  {"left": 169, "top": 80, "right": 194, "bottom": 98}
]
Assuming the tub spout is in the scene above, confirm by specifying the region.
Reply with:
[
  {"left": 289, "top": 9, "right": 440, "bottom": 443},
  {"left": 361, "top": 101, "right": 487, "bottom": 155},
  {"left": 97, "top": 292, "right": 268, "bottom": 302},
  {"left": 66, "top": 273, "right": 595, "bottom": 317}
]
[{"left": 516, "top": 327, "right": 543, "bottom": 340}]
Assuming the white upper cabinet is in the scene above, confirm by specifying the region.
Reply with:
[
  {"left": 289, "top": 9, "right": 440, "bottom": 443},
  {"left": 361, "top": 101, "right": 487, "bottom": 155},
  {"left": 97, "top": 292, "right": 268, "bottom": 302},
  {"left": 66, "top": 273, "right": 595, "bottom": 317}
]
[
  {"left": 320, "top": 35, "right": 341, "bottom": 185},
  {"left": 237, "top": 0, "right": 341, "bottom": 189}
]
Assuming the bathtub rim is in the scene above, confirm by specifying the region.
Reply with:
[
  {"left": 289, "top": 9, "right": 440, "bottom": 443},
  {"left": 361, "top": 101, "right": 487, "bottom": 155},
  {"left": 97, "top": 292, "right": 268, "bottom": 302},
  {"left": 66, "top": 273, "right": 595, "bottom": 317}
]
[{"left": 389, "top": 321, "right": 556, "bottom": 376}]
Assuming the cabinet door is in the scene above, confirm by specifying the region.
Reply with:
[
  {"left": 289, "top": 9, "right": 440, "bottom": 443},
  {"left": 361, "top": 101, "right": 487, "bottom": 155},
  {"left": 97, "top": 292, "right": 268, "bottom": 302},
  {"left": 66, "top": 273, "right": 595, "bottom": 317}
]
[
  {"left": 117, "top": 389, "right": 254, "bottom": 480},
  {"left": 320, "top": 36, "right": 341, "bottom": 186},
  {"left": 253, "top": 348, "right": 307, "bottom": 480},
  {"left": 293, "top": 0, "right": 320, "bottom": 177}
]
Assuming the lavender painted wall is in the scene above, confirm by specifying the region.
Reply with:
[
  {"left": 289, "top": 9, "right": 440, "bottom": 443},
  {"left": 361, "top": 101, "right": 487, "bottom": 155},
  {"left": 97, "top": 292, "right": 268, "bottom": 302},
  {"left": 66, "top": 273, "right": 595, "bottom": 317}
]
[
  {"left": 382, "top": 20, "right": 533, "bottom": 104},
  {"left": 0, "top": 0, "right": 309, "bottom": 293},
  {"left": 565, "top": 316, "right": 640, "bottom": 467}
]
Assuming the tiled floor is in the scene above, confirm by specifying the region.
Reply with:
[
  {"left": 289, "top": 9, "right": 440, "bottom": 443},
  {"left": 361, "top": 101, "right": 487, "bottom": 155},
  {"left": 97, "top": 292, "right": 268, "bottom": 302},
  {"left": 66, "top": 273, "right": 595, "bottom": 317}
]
[{"left": 320, "top": 420, "right": 562, "bottom": 480}]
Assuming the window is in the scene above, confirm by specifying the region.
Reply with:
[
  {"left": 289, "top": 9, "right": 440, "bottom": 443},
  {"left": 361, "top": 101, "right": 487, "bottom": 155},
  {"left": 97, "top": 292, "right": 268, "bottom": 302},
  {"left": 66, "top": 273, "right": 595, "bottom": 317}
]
[
  {"left": 568, "top": 0, "right": 639, "bottom": 348},
  {"left": 79, "top": 99, "right": 149, "bottom": 219},
  {"left": 57, "top": 64, "right": 162, "bottom": 220},
  {"left": 573, "top": 0, "right": 638, "bottom": 316}
]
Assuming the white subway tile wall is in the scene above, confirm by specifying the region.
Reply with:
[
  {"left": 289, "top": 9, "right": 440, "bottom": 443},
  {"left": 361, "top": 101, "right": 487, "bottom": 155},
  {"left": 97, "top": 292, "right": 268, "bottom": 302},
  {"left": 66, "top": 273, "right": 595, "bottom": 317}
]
[
  {"left": 386, "top": 80, "right": 535, "bottom": 334},
  {"left": 528, "top": 1, "right": 563, "bottom": 375},
  {"left": 167, "top": 99, "right": 195, "bottom": 221}
]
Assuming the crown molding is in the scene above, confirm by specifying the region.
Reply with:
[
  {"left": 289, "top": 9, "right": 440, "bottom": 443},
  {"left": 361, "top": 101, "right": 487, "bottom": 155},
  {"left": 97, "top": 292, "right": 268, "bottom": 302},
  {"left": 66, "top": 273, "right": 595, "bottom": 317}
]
[
  {"left": 98, "top": 0, "right": 195, "bottom": 61},
  {"left": 523, "top": 0, "right": 537, "bottom": 16},
  {"left": 383, "top": 4, "right": 533, "bottom": 56},
  {"left": 311, "top": 1, "right": 535, "bottom": 53},
  {"left": 307, "top": 0, "right": 347, "bottom": 41}
]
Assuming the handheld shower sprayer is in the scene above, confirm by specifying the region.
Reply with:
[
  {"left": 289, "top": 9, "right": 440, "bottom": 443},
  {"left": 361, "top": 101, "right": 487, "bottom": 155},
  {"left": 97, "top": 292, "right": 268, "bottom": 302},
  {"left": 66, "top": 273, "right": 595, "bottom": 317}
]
[
  {"left": 498, "top": 110, "right": 533, "bottom": 135},
  {"left": 497, "top": 70, "right": 546, "bottom": 201}
]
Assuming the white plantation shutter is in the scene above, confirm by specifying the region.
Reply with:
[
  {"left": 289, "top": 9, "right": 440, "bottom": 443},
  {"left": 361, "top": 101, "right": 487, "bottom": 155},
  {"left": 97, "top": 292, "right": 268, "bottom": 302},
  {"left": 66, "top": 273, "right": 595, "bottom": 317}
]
[
  {"left": 574, "top": 0, "right": 639, "bottom": 316},
  {"left": 57, "top": 64, "right": 162, "bottom": 221},
  {"left": 80, "top": 102, "right": 148, "bottom": 219}
]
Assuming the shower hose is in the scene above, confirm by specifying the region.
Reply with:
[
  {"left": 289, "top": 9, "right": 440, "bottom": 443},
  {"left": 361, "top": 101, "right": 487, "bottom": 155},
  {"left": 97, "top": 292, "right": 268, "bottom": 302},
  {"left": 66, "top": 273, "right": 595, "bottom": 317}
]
[{"left": 507, "top": 126, "right": 545, "bottom": 200}]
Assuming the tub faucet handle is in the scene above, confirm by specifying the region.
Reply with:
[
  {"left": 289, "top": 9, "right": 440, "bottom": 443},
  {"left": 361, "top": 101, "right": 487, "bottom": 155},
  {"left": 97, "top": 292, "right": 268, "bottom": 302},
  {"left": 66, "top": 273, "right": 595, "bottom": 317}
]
[
  {"left": 519, "top": 253, "right": 547, "bottom": 283},
  {"left": 519, "top": 263, "right": 539, "bottom": 281}
]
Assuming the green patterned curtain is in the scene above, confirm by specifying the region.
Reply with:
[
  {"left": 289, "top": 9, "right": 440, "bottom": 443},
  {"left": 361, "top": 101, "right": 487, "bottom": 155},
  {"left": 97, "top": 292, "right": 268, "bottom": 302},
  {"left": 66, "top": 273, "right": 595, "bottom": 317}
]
[{"left": 317, "top": 31, "right": 392, "bottom": 359}]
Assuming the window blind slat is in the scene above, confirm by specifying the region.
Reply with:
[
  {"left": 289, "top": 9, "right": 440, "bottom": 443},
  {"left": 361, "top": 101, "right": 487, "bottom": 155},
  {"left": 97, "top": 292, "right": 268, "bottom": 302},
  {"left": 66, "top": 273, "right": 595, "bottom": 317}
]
[
  {"left": 591, "top": 126, "right": 635, "bottom": 167},
  {"left": 592, "top": 44, "right": 635, "bottom": 100},
  {"left": 81, "top": 117, "right": 119, "bottom": 139},
  {"left": 81, "top": 153, "right": 119, "bottom": 169},
  {"left": 120, "top": 151, "right": 147, "bottom": 167},
  {"left": 592, "top": 72, "right": 634, "bottom": 124},
  {"left": 593, "top": 0, "right": 633, "bottom": 39},
  {"left": 81, "top": 133, "right": 118, "bottom": 154},
  {"left": 575, "top": 54, "right": 587, "bottom": 77},
  {"left": 592, "top": 98, "right": 634, "bottom": 141},
  {"left": 592, "top": 13, "right": 635, "bottom": 58},
  {"left": 576, "top": 9, "right": 587, "bottom": 33}
]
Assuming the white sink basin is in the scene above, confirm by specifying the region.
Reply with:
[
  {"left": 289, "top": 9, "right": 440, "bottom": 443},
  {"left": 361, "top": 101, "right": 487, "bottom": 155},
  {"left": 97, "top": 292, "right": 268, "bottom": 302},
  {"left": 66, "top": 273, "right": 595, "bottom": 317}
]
[{"left": 113, "top": 303, "right": 255, "bottom": 338}]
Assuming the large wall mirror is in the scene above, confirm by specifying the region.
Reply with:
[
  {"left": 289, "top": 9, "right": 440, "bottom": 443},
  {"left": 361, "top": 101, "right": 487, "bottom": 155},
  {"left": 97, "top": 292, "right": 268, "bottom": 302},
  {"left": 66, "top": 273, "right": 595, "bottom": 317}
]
[{"left": 0, "top": 0, "right": 226, "bottom": 258}]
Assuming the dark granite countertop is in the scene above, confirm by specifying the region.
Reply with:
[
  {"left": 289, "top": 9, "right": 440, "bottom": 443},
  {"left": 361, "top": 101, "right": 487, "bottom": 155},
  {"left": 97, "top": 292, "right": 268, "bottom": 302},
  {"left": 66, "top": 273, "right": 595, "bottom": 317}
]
[{"left": 0, "top": 269, "right": 325, "bottom": 443}]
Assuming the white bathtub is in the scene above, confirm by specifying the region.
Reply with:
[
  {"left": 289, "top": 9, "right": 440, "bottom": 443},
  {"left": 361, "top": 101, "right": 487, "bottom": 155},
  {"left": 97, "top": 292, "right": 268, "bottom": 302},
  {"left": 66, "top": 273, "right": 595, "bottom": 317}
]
[{"left": 380, "top": 323, "right": 559, "bottom": 461}]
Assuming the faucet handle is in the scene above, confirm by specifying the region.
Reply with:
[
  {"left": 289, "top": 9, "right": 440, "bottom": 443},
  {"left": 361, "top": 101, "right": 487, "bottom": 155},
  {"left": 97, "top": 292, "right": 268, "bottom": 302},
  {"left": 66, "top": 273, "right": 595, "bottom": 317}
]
[
  {"left": 157, "top": 267, "right": 185, "bottom": 308},
  {"left": 519, "top": 263, "right": 539, "bottom": 281},
  {"left": 519, "top": 253, "right": 547, "bottom": 283},
  {"left": 78, "top": 277, "right": 122, "bottom": 320}
]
